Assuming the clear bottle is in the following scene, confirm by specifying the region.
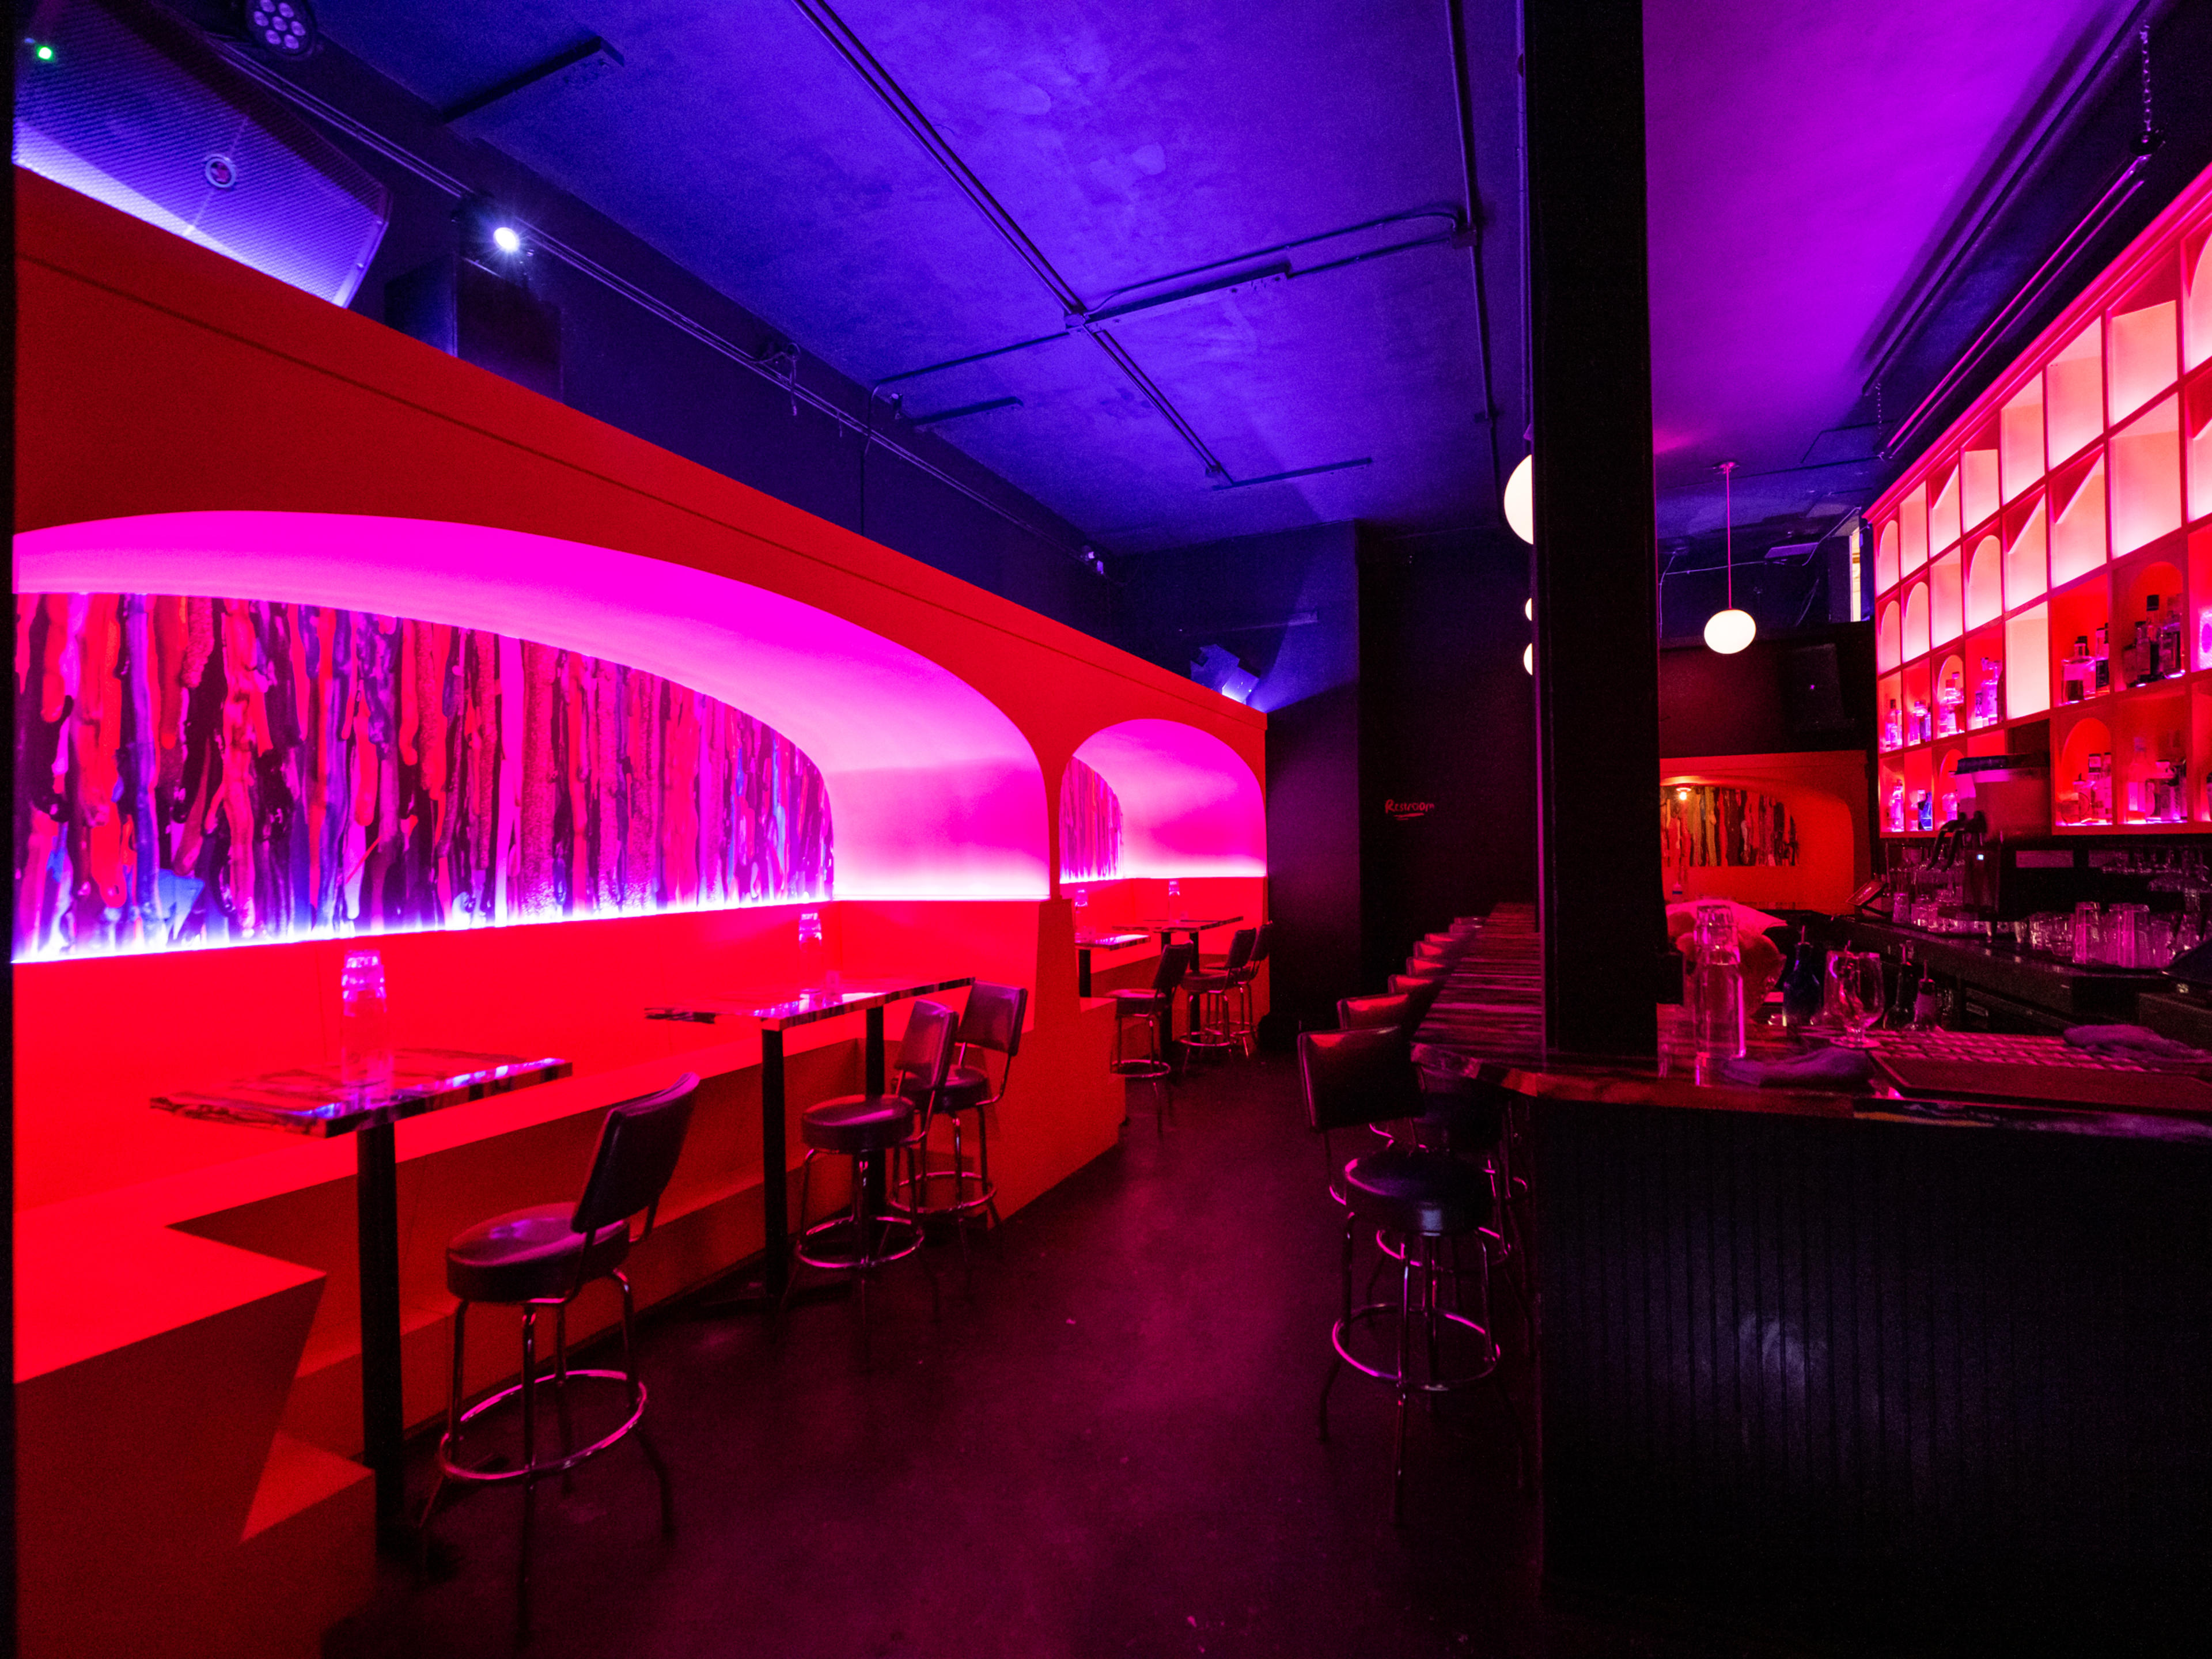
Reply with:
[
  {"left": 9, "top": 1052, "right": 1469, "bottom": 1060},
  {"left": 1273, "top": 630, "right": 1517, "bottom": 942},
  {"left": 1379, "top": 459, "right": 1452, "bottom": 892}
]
[
  {"left": 1167, "top": 877, "right": 1185, "bottom": 919},
  {"left": 2063, "top": 637, "right": 2090, "bottom": 704},
  {"left": 2093, "top": 623, "right": 2111, "bottom": 694},
  {"left": 339, "top": 945, "right": 395, "bottom": 1103},
  {"left": 1975, "top": 657, "right": 2001, "bottom": 726},
  {"left": 1888, "top": 783, "right": 1906, "bottom": 834},
  {"left": 1690, "top": 900, "right": 1746, "bottom": 1062},
  {"left": 797, "top": 908, "right": 830, "bottom": 998},
  {"left": 2160, "top": 596, "right": 2184, "bottom": 679},
  {"left": 1884, "top": 698, "right": 1902, "bottom": 749}
]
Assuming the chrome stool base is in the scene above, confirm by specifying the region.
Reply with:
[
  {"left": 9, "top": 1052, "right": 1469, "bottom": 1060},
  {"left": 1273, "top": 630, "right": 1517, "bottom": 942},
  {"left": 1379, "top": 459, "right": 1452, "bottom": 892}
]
[
  {"left": 434, "top": 1369, "right": 648, "bottom": 1487},
  {"left": 793, "top": 1211, "right": 927, "bottom": 1273}
]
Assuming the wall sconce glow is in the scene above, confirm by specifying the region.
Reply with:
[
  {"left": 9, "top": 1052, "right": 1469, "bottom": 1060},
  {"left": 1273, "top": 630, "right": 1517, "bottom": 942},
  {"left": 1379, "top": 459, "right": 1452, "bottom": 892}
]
[
  {"left": 491, "top": 224, "right": 523, "bottom": 255},
  {"left": 1522, "top": 643, "right": 1533, "bottom": 675},
  {"left": 1504, "top": 454, "right": 1535, "bottom": 545},
  {"left": 1523, "top": 597, "right": 1533, "bottom": 621},
  {"left": 1703, "top": 608, "right": 1756, "bottom": 654}
]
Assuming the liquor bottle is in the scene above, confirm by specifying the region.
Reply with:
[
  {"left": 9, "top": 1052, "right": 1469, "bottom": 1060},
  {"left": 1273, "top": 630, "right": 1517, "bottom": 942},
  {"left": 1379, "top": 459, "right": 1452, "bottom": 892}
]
[
  {"left": 2062, "top": 637, "right": 2090, "bottom": 703},
  {"left": 1884, "top": 698, "right": 1902, "bottom": 749},
  {"left": 1888, "top": 784, "right": 1906, "bottom": 834},
  {"left": 2161, "top": 597, "right": 2184, "bottom": 680},
  {"left": 2129, "top": 737, "right": 2151, "bottom": 820},
  {"left": 1975, "top": 657, "right": 2001, "bottom": 725},
  {"left": 1779, "top": 929, "right": 1824, "bottom": 1027},
  {"left": 1940, "top": 789, "right": 1957, "bottom": 825},
  {"left": 1936, "top": 671, "right": 1963, "bottom": 736},
  {"left": 339, "top": 945, "right": 395, "bottom": 1104},
  {"left": 1911, "top": 968, "right": 1943, "bottom": 1031},
  {"left": 1911, "top": 699, "right": 1931, "bottom": 744},
  {"left": 2093, "top": 624, "right": 2110, "bottom": 694},
  {"left": 1915, "top": 789, "right": 1933, "bottom": 831},
  {"left": 1690, "top": 900, "right": 1746, "bottom": 1062}
]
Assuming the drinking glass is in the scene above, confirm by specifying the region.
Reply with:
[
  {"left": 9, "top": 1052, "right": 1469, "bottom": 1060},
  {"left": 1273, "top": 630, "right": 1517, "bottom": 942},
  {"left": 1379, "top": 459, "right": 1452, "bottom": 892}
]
[
  {"left": 339, "top": 945, "right": 394, "bottom": 1103},
  {"left": 1827, "top": 951, "right": 1885, "bottom": 1048}
]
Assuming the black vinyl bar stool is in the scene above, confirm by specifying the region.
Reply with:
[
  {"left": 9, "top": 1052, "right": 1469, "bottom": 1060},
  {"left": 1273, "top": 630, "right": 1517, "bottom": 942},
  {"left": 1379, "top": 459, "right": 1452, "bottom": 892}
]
[
  {"left": 1226, "top": 920, "right": 1272, "bottom": 1054},
  {"left": 1111, "top": 942, "right": 1195, "bottom": 1132},
  {"left": 422, "top": 1072, "right": 699, "bottom": 1636},
  {"left": 1300, "top": 1029, "right": 1521, "bottom": 1523},
  {"left": 783, "top": 999, "right": 957, "bottom": 1354},
  {"left": 898, "top": 981, "right": 1027, "bottom": 1270},
  {"left": 1183, "top": 927, "right": 1257, "bottom": 1058}
]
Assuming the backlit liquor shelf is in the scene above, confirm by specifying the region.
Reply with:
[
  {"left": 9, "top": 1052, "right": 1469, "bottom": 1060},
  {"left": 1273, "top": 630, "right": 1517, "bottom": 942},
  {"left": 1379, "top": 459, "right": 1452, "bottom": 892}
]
[{"left": 1870, "top": 165, "right": 2212, "bottom": 838}]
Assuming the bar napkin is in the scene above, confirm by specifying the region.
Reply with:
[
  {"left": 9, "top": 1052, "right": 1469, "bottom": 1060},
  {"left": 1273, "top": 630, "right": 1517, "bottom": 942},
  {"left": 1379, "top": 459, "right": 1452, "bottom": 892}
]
[
  {"left": 2062, "top": 1024, "right": 2211, "bottom": 1068},
  {"left": 1712, "top": 1047, "right": 1877, "bottom": 1090}
]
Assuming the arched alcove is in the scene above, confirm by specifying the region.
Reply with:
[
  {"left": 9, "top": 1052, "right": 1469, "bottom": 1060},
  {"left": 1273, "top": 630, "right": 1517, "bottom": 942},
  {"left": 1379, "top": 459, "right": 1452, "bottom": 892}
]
[
  {"left": 15, "top": 512, "right": 1050, "bottom": 919},
  {"left": 1064, "top": 719, "right": 1266, "bottom": 880}
]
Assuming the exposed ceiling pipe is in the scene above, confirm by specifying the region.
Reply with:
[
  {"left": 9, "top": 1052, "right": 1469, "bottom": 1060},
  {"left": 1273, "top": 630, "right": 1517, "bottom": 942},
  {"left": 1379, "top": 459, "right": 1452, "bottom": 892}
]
[
  {"left": 786, "top": 0, "right": 1234, "bottom": 482},
  {"left": 1444, "top": 0, "right": 1505, "bottom": 513},
  {"left": 209, "top": 35, "right": 1103, "bottom": 566}
]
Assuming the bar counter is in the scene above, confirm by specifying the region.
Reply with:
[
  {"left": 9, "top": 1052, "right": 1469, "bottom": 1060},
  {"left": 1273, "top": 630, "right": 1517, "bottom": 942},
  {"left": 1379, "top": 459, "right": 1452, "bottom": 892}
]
[{"left": 1421, "top": 906, "right": 2212, "bottom": 1644}]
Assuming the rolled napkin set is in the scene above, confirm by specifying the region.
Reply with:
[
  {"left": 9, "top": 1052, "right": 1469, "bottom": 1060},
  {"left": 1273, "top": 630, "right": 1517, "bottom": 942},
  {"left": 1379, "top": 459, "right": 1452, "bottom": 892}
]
[
  {"left": 2062, "top": 1024, "right": 2212, "bottom": 1069},
  {"left": 1712, "top": 1047, "right": 1878, "bottom": 1090}
]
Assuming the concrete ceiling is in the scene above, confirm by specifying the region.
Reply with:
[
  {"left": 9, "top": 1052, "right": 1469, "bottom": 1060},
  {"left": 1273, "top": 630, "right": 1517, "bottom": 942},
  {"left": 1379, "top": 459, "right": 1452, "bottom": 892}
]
[
  {"left": 315, "top": 1, "right": 2142, "bottom": 559},
  {"left": 320, "top": 0, "right": 1504, "bottom": 554}
]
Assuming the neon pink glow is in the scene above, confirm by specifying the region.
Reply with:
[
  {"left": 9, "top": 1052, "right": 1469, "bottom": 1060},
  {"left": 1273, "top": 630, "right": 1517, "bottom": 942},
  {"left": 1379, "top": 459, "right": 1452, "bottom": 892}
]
[
  {"left": 1069, "top": 719, "right": 1266, "bottom": 878},
  {"left": 14, "top": 513, "right": 1049, "bottom": 901}
]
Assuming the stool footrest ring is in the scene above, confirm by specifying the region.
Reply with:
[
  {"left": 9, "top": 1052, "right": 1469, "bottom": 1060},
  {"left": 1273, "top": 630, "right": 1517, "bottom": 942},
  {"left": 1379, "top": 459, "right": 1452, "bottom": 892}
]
[
  {"left": 435, "top": 1369, "right": 646, "bottom": 1484},
  {"left": 793, "top": 1212, "right": 925, "bottom": 1271},
  {"left": 1328, "top": 1303, "right": 1498, "bottom": 1391}
]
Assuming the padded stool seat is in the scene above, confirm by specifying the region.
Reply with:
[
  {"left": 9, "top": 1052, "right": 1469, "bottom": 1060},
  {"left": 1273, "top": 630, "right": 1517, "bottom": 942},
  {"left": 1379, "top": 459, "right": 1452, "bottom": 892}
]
[
  {"left": 801, "top": 1093, "right": 919, "bottom": 1153},
  {"left": 1341, "top": 1147, "right": 1492, "bottom": 1238},
  {"left": 446, "top": 1203, "right": 635, "bottom": 1305},
  {"left": 938, "top": 1064, "right": 993, "bottom": 1109}
]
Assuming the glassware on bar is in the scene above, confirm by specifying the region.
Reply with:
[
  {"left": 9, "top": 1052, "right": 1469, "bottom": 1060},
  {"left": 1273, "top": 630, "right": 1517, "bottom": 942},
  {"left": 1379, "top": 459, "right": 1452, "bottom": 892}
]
[
  {"left": 1689, "top": 900, "right": 1746, "bottom": 1062},
  {"left": 1827, "top": 952, "right": 1884, "bottom": 1049}
]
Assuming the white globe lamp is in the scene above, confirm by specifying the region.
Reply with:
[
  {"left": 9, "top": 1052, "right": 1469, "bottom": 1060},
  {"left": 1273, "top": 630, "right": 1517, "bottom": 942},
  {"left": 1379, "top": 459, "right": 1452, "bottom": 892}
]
[
  {"left": 1704, "top": 460, "right": 1755, "bottom": 656},
  {"left": 1503, "top": 454, "right": 1534, "bottom": 544}
]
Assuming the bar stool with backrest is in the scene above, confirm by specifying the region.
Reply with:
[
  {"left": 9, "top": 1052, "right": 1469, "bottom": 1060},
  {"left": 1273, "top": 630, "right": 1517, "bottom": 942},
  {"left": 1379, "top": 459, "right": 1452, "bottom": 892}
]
[
  {"left": 783, "top": 1000, "right": 957, "bottom": 1353},
  {"left": 899, "top": 980, "right": 1026, "bottom": 1271},
  {"left": 423, "top": 1072, "right": 699, "bottom": 1635},
  {"left": 1182, "top": 927, "right": 1256, "bottom": 1059},
  {"left": 1112, "top": 942, "right": 1195, "bottom": 1130},
  {"left": 1300, "top": 1028, "right": 1521, "bottom": 1522}
]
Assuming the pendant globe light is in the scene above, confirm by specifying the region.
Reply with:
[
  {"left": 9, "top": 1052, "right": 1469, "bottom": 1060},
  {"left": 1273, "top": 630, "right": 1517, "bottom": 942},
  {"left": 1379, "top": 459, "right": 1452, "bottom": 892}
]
[
  {"left": 1703, "top": 460, "right": 1755, "bottom": 654},
  {"left": 1503, "top": 452, "right": 1534, "bottom": 544}
]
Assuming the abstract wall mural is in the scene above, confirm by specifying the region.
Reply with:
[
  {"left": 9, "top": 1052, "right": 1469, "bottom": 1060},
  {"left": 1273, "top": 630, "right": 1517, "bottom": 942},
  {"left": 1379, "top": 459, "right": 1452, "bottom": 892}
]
[
  {"left": 1660, "top": 783, "right": 1800, "bottom": 872},
  {"left": 14, "top": 592, "right": 834, "bottom": 960},
  {"left": 1058, "top": 756, "right": 1123, "bottom": 882}
]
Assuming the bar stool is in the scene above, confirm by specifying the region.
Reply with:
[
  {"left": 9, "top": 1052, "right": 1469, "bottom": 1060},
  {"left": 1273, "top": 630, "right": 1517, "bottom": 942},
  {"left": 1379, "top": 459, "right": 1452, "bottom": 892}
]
[
  {"left": 1338, "top": 991, "right": 1416, "bottom": 1031},
  {"left": 1416, "top": 1067, "right": 1535, "bottom": 1347},
  {"left": 1183, "top": 927, "right": 1256, "bottom": 1059},
  {"left": 422, "top": 1073, "right": 699, "bottom": 1636},
  {"left": 783, "top": 1000, "right": 957, "bottom": 1355},
  {"left": 1299, "top": 1031, "right": 1520, "bottom": 1522},
  {"left": 1227, "top": 920, "right": 1273, "bottom": 1053},
  {"left": 1112, "top": 942, "right": 1195, "bottom": 1132},
  {"left": 900, "top": 981, "right": 1027, "bottom": 1270}
]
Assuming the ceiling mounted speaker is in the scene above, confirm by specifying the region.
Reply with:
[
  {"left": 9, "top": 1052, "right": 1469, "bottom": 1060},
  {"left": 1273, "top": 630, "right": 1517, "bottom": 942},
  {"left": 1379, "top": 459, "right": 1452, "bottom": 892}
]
[{"left": 13, "top": 0, "right": 389, "bottom": 305}]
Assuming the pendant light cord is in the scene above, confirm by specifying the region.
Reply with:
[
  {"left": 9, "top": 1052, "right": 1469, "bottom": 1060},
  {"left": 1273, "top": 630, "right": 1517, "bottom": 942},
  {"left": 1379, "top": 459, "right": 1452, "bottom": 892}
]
[{"left": 1719, "top": 460, "right": 1736, "bottom": 609}]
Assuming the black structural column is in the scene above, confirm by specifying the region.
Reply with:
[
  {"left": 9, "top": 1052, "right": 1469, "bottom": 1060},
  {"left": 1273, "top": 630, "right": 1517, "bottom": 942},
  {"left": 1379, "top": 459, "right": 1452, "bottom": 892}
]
[{"left": 1525, "top": 0, "right": 1664, "bottom": 1057}]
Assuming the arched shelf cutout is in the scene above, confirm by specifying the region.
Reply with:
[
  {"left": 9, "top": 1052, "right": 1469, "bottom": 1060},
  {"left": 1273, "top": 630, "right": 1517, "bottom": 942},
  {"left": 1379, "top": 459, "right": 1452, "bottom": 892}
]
[
  {"left": 1064, "top": 719, "right": 1266, "bottom": 881},
  {"left": 14, "top": 512, "right": 1050, "bottom": 915}
]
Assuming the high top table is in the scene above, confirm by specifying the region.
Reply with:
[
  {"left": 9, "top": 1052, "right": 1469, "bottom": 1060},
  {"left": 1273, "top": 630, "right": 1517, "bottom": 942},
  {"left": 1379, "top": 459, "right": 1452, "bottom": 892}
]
[
  {"left": 1126, "top": 916, "right": 1244, "bottom": 1047},
  {"left": 646, "top": 975, "right": 973, "bottom": 1306},
  {"left": 155, "top": 1048, "right": 571, "bottom": 1547},
  {"left": 1072, "top": 929, "right": 1150, "bottom": 997}
]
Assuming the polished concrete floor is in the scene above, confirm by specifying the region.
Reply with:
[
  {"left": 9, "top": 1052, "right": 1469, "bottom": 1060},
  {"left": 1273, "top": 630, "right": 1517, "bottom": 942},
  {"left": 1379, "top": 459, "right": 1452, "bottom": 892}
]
[{"left": 329, "top": 1054, "right": 1811, "bottom": 1659}]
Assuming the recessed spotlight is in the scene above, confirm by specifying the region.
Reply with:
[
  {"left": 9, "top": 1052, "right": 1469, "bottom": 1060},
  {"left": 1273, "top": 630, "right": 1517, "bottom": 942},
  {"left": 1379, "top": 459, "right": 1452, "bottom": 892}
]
[
  {"left": 491, "top": 225, "right": 522, "bottom": 255},
  {"left": 31, "top": 41, "right": 55, "bottom": 61},
  {"left": 241, "top": 0, "right": 317, "bottom": 60}
]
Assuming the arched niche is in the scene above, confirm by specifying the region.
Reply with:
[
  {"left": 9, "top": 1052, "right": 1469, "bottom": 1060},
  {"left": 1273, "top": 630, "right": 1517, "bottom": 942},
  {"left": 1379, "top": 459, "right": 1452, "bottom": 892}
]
[
  {"left": 15, "top": 512, "right": 1048, "bottom": 907},
  {"left": 1064, "top": 719, "right": 1265, "bottom": 880}
]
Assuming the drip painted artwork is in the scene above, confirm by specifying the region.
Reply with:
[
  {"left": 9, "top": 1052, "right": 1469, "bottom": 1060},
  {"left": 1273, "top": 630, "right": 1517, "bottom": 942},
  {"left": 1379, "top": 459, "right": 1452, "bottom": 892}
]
[
  {"left": 1058, "top": 757, "right": 1123, "bottom": 882},
  {"left": 14, "top": 592, "right": 834, "bottom": 960},
  {"left": 1660, "top": 784, "right": 1800, "bottom": 870}
]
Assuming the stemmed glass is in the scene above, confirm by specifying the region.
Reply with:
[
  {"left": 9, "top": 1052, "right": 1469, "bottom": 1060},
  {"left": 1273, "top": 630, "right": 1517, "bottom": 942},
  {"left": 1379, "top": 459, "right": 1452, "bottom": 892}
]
[{"left": 1826, "top": 951, "right": 1885, "bottom": 1048}]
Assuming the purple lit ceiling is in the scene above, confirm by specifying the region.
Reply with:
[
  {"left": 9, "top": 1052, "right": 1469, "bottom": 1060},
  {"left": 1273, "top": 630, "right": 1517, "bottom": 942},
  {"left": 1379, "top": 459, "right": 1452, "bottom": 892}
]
[
  {"left": 313, "top": 0, "right": 2135, "bottom": 557},
  {"left": 316, "top": 0, "right": 1512, "bottom": 552}
]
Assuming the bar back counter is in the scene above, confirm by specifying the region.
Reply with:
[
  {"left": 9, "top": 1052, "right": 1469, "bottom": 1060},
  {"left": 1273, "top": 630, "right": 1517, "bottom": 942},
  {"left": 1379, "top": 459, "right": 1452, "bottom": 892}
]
[
  {"left": 12, "top": 170, "right": 1270, "bottom": 1659},
  {"left": 1418, "top": 907, "right": 2212, "bottom": 1646}
]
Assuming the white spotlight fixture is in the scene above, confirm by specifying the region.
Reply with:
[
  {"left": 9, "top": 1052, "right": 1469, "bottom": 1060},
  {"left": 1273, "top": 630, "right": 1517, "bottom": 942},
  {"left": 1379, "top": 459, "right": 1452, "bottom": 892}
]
[
  {"left": 1503, "top": 454, "right": 1534, "bottom": 544},
  {"left": 1703, "top": 460, "right": 1755, "bottom": 655},
  {"left": 1523, "top": 597, "right": 1533, "bottom": 621},
  {"left": 491, "top": 224, "right": 523, "bottom": 255}
]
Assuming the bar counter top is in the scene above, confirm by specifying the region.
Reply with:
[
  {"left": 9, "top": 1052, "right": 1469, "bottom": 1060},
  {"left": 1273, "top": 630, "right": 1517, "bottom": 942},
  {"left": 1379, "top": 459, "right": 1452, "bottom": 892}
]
[{"left": 1413, "top": 905, "right": 2212, "bottom": 1143}]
